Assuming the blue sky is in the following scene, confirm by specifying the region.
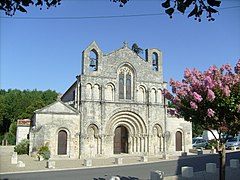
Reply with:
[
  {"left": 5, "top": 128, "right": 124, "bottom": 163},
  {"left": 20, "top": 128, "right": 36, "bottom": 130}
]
[{"left": 1, "top": 0, "right": 240, "bottom": 94}]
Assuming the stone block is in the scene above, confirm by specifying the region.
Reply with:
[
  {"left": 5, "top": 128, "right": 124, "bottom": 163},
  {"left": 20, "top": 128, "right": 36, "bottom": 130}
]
[
  {"left": 189, "top": 149, "right": 197, "bottom": 153},
  {"left": 38, "top": 155, "right": 44, "bottom": 161},
  {"left": 210, "top": 148, "right": 216, "bottom": 154},
  {"left": 162, "top": 154, "right": 169, "bottom": 160},
  {"left": 17, "top": 161, "right": 25, "bottom": 167},
  {"left": 11, "top": 152, "right": 18, "bottom": 164},
  {"left": 108, "top": 176, "right": 121, "bottom": 180},
  {"left": 115, "top": 157, "right": 123, "bottom": 165},
  {"left": 141, "top": 156, "right": 148, "bottom": 162},
  {"left": 197, "top": 149, "right": 203, "bottom": 155},
  {"left": 230, "top": 159, "right": 239, "bottom": 168},
  {"left": 84, "top": 159, "right": 92, "bottom": 167},
  {"left": 231, "top": 146, "right": 237, "bottom": 151},
  {"left": 206, "top": 163, "right": 216, "bottom": 173},
  {"left": 150, "top": 170, "right": 164, "bottom": 180},
  {"left": 181, "top": 152, "right": 187, "bottom": 156},
  {"left": 181, "top": 166, "right": 193, "bottom": 178},
  {"left": 46, "top": 160, "right": 55, "bottom": 169}
]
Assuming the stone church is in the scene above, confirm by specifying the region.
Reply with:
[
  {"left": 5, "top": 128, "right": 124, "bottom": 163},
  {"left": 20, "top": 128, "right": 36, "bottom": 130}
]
[{"left": 29, "top": 41, "right": 192, "bottom": 159}]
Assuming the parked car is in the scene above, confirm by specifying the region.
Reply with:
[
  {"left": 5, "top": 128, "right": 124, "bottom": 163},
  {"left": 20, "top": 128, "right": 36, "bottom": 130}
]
[
  {"left": 192, "top": 137, "right": 208, "bottom": 149},
  {"left": 225, "top": 136, "right": 240, "bottom": 150}
]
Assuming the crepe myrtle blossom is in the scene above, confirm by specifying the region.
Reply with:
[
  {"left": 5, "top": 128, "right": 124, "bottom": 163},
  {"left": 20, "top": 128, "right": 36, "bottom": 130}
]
[
  {"left": 225, "top": 64, "right": 232, "bottom": 71},
  {"left": 207, "top": 89, "right": 215, "bottom": 101},
  {"left": 219, "top": 124, "right": 228, "bottom": 132},
  {"left": 234, "top": 60, "right": 240, "bottom": 74},
  {"left": 163, "top": 60, "right": 240, "bottom": 117},
  {"left": 162, "top": 89, "right": 173, "bottom": 100},
  {"left": 204, "top": 76, "right": 214, "bottom": 89},
  {"left": 184, "top": 67, "right": 192, "bottom": 79},
  {"left": 169, "top": 78, "right": 175, "bottom": 86},
  {"left": 168, "top": 108, "right": 176, "bottom": 116},
  {"left": 163, "top": 61, "right": 240, "bottom": 180},
  {"left": 222, "top": 86, "right": 231, "bottom": 97},
  {"left": 190, "top": 101, "right": 198, "bottom": 110},
  {"left": 175, "top": 80, "right": 182, "bottom": 88},
  {"left": 193, "top": 92, "right": 203, "bottom": 102},
  {"left": 207, "top": 108, "right": 215, "bottom": 117}
]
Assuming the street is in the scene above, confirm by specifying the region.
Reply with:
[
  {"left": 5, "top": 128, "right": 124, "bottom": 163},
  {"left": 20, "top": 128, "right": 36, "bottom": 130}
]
[{"left": 1, "top": 151, "right": 239, "bottom": 180}]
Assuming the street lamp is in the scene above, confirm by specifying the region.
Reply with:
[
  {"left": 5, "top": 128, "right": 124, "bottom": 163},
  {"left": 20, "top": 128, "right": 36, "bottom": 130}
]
[{"left": 162, "top": 81, "right": 168, "bottom": 159}]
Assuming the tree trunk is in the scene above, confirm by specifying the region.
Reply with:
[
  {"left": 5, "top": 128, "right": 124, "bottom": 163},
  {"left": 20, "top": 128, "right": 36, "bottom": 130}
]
[{"left": 218, "top": 144, "right": 226, "bottom": 180}]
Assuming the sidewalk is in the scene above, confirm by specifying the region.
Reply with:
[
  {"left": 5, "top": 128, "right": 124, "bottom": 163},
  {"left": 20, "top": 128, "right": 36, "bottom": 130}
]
[
  {"left": 0, "top": 146, "right": 178, "bottom": 174},
  {"left": 0, "top": 146, "right": 239, "bottom": 180}
]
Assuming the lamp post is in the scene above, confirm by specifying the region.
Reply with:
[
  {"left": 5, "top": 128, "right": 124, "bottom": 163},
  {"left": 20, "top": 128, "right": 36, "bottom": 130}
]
[{"left": 162, "top": 81, "right": 168, "bottom": 159}]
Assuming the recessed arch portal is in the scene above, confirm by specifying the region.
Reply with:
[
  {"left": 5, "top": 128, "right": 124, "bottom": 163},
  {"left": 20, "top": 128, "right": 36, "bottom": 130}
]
[{"left": 106, "top": 110, "right": 147, "bottom": 154}]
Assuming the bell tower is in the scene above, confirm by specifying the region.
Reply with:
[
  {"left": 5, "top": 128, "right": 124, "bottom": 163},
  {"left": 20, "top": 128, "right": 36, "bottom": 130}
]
[{"left": 82, "top": 41, "right": 103, "bottom": 75}]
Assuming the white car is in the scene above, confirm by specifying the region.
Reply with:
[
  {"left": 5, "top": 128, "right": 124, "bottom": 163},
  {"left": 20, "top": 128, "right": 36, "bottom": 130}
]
[
  {"left": 192, "top": 137, "right": 208, "bottom": 149},
  {"left": 225, "top": 136, "right": 240, "bottom": 150}
]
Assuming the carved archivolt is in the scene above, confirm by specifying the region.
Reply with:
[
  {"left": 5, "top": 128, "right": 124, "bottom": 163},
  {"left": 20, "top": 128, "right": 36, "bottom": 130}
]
[
  {"left": 105, "top": 111, "right": 147, "bottom": 136},
  {"left": 118, "top": 66, "right": 131, "bottom": 74}
]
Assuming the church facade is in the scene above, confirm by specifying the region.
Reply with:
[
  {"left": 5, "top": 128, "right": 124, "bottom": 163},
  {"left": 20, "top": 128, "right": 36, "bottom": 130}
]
[{"left": 29, "top": 41, "right": 192, "bottom": 159}]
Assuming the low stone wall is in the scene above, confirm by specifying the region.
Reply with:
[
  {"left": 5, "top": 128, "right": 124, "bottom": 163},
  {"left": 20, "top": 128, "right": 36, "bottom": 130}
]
[{"left": 0, "top": 146, "right": 15, "bottom": 155}]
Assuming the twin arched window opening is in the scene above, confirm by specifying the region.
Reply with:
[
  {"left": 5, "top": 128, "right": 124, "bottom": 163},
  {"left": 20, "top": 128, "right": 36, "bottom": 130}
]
[{"left": 119, "top": 66, "right": 133, "bottom": 100}]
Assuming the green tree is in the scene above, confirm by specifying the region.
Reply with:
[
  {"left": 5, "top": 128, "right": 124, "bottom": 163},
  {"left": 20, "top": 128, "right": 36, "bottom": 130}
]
[
  {"left": 131, "top": 43, "right": 143, "bottom": 55},
  {"left": 163, "top": 60, "right": 240, "bottom": 180},
  {"left": 1, "top": 0, "right": 221, "bottom": 21},
  {"left": 0, "top": 89, "right": 58, "bottom": 138},
  {"left": 192, "top": 122, "right": 204, "bottom": 137}
]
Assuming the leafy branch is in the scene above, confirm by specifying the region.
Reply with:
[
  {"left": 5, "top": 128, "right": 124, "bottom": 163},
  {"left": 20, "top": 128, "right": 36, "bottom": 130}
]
[
  {"left": 113, "top": 0, "right": 221, "bottom": 22},
  {"left": 162, "top": 0, "right": 221, "bottom": 22},
  {"left": 0, "top": 0, "right": 61, "bottom": 16}
]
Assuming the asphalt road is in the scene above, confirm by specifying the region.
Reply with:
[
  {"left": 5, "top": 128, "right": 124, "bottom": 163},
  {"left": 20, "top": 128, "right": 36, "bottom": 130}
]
[{"left": 1, "top": 151, "right": 239, "bottom": 180}]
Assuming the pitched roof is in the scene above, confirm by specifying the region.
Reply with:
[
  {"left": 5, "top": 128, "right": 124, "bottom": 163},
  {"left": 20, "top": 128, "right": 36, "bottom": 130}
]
[{"left": 34, "top": 100, "right": 79, "bottom": 115}]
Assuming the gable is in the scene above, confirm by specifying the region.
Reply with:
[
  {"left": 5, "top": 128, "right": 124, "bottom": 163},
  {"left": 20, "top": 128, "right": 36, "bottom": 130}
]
[
  {"left": 106, "top": 45, "right": 145, "bottom": 62},
  {"left": 35, "top": 101, "right": 78, "bottom": 114}
]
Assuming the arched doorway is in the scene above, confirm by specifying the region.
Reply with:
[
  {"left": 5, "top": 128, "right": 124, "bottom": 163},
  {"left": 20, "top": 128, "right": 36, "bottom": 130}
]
[
  {"left": 58, "top": 130, "right": 67, "bottom": 155},
  {"left": 175, "top": 131, "right": 182, "bottom": 151},
  {"left": 114, "top": 126, "right": 128, "bottom": 154}
]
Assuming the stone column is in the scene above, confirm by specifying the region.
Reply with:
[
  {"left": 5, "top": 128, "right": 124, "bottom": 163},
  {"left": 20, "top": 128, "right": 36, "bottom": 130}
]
[
  {"left": 141, "top": 136, "right": 144, "bottom": 153},
  {"left": 144, "top": 136, "right": 148, "bottom": 153},
  {"left": 132, "top": 136, "right": 136, "bottom": 153},
  {"left": 11, "top": 152, "right": 18, "bottom": 164}
]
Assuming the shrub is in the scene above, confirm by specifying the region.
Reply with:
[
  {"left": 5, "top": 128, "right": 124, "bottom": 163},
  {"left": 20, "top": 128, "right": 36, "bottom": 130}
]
[
  {"left": 14, "top": 139, "right": 29, "bottom": 154},
  {"left": 37, "top": 143, "right": 50, "bottom": 160},
  {"left": 207, "top": 139, "right": 218, "bottom": 149},
  {"left": 4, "top": 132, "right": 16, "bottom": 145}
]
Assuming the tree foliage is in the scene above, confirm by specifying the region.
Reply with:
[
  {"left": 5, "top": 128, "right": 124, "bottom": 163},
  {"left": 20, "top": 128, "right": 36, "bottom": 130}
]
[
  {"left": 1, "top": 0, "right": 221, "bottom": 21},
  {"left": 163, "top": 60, "right": 240, "bottom": 136},
  {"left": 0, "top": 0, "right": 61, "bottom": 16},
  {"left": 0, "top": 89, "right": 58, "bottom": 137},
  {"left": 113, "top": 0, "right": 221, "bottom": 21},
  {"left": 131, "top": 43, "right": 143, "bottom": 55},
  {"left": 14, "top": 139, "right": 30, "bottom": 155},
  {"left": 163, "top": 60, "right": 240, "bottom": 180}
]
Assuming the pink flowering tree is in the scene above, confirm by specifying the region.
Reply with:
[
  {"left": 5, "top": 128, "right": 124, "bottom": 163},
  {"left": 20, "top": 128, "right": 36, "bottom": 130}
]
[{"left": 163, "top": 60, "right": 240, "bottom": 180}]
